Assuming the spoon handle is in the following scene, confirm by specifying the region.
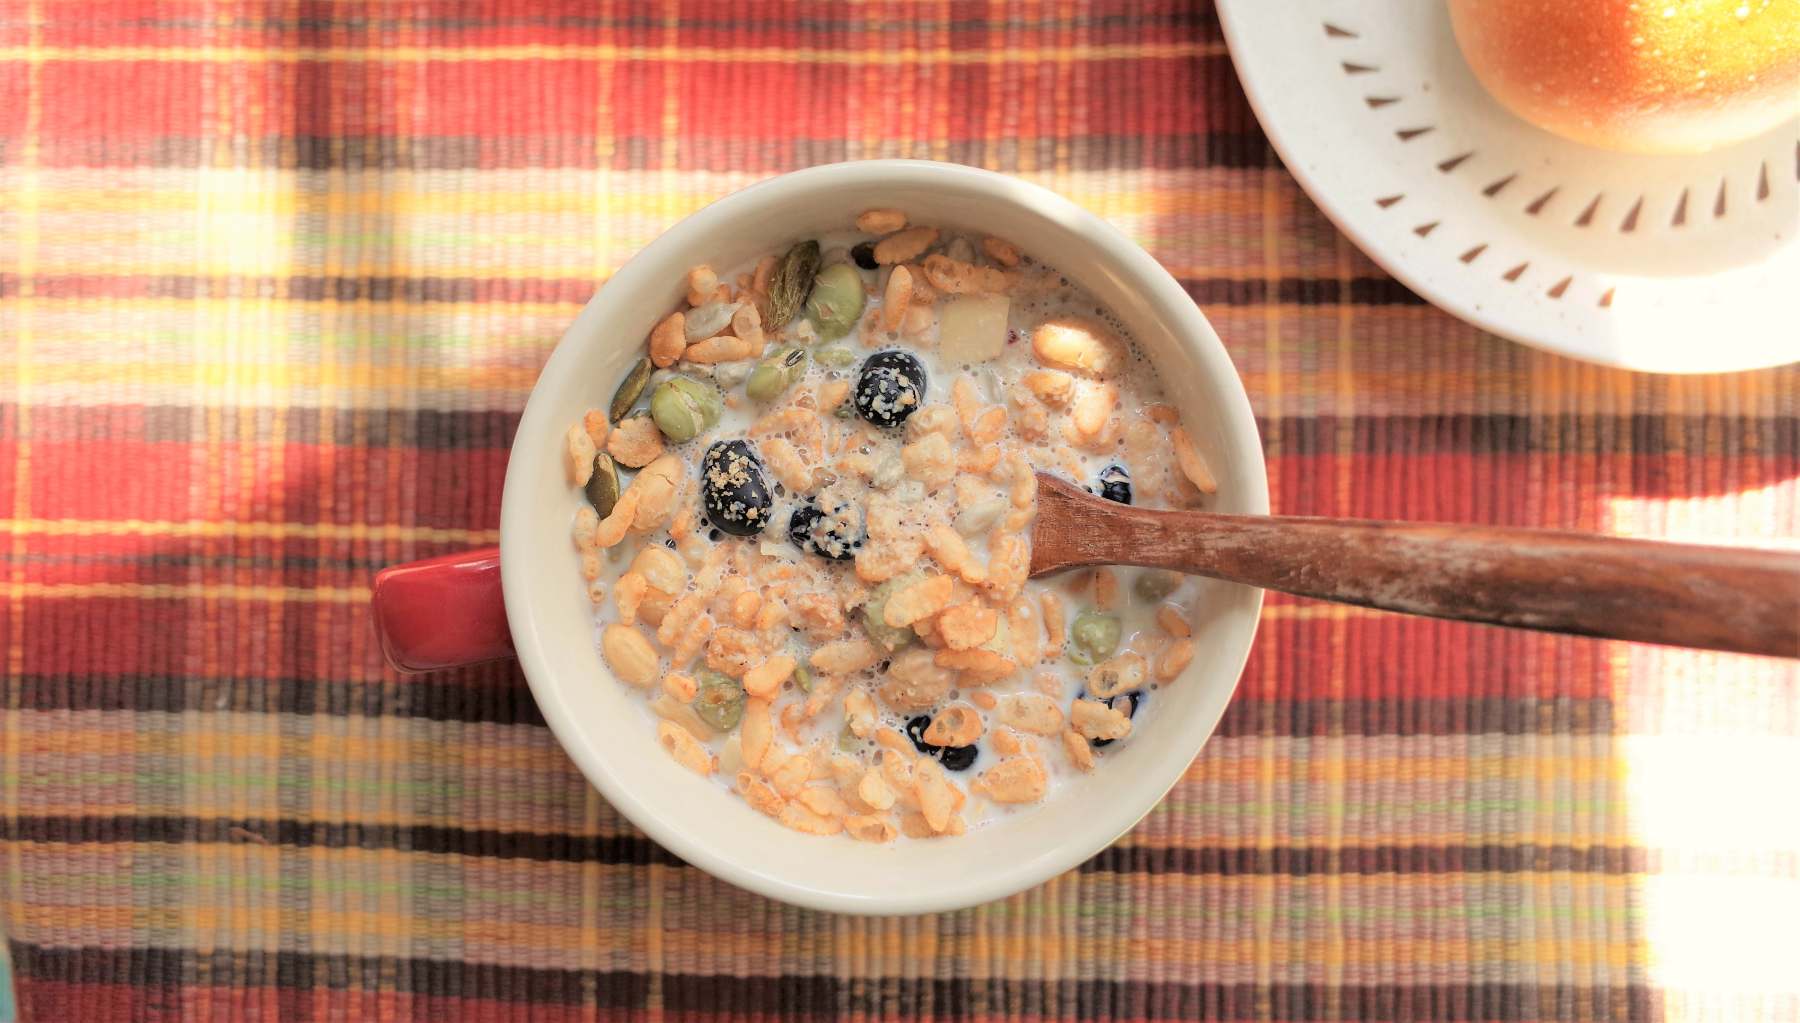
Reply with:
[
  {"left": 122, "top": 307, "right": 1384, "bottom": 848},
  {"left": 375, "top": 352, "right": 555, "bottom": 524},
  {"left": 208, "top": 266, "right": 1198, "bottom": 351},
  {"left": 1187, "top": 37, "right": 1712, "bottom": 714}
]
[{"left": 1054, "top": 504, "right": 1800, "bottom": 658}]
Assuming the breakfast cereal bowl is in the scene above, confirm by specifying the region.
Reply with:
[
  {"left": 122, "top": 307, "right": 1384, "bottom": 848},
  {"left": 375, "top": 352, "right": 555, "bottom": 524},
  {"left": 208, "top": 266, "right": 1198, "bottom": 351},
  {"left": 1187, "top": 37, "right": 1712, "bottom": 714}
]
[{"left": 500, "top": 160, "right": 1267, "bottom": 914}]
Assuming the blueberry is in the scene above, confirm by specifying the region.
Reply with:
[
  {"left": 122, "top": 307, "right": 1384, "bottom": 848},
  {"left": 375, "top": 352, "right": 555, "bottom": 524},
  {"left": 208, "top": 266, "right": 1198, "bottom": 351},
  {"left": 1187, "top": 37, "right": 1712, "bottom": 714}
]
[
  {"left": 938, "top": 744, "right": 978, "bottom": 772},
  {"left": 699, "top": 440, "right": 773, "bottom": 537},
  {"left": 789, "top": 500, "right": 862, "bottom": 561},
  {"left": 850, "top": 242, "right": 879, "bottom": 271},
  {"left": 905, "top": 715, "right": 940, "bottom": 755},
  {"left": 1090, "top": 690, "right": 1143, "bottom": 748},
  {"left": 854, "top": 350, "right": 927, "bottom": 429},
  {"left": 1098, "top": 464, "right": 1132, "bottom": 505},
  {"left": 906, "top": 714, "right": 977, "bottom": 770}
]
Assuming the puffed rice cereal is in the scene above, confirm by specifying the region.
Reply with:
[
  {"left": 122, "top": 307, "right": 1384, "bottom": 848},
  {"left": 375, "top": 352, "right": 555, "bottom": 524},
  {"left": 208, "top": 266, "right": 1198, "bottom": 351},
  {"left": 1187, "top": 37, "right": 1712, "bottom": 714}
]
[{"left": 564, "top": 213, "right": 1224, "bottom": 838}]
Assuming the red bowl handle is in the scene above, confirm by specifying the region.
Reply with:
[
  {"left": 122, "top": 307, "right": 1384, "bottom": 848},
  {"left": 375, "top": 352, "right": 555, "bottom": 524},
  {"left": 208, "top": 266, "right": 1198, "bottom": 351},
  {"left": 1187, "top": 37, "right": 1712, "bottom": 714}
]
[{"left": 371, "top": 546, "right": 514, "bottom": 673}]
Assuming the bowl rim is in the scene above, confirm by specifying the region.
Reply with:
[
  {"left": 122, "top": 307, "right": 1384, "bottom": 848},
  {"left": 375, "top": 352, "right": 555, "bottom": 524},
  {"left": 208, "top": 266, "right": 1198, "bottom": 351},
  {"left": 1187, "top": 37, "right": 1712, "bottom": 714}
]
[{"left": 500, "top": 159, "right": 1270, "bottom": 914}]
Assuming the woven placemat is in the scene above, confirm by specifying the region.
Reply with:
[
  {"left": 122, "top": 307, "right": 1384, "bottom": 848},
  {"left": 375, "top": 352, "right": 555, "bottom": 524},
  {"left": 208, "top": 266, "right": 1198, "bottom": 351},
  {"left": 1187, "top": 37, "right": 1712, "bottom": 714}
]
[{"left": 3, "top": 2, "right": 1797, "bottom": 1020}]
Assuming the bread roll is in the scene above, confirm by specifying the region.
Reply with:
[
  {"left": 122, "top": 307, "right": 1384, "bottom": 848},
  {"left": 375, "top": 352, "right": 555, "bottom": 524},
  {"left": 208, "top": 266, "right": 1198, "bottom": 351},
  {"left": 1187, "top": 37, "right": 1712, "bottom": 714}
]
[{"left": 1448, "top": 0, "right": 1800, "bottom": 154}]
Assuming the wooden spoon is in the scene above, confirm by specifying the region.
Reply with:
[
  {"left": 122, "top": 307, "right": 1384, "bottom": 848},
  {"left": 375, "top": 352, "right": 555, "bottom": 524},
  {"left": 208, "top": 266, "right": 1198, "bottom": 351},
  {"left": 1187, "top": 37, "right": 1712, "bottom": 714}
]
[{"left": 1029, "top": 473, "right": 1800, "bottom": 658}]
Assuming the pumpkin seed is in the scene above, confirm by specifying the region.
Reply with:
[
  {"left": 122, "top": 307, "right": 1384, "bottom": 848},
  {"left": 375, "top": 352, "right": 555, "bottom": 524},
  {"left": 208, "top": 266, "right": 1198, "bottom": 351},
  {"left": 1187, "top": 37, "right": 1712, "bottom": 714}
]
[
  {"left": 745, "top": 347, "right": 808, "bottom": 402},
  {"left": 815, "top": 346, "right": 856, "bottom": 368},
  {"left": 650, "top": 376, "right": 722, "bottom": 443},
  {"left": 804, "top": 263, "right": 866, "bottom": 341},
  {"left": 609, "top": 357, "right": 654, "bottom": 422},
  {"left": 794, "top": 664, "right": 814, "bottom": 692},
  {"left": 861, "top": 573, "right": 921, "bottom": 653},
  {"left": 766, "top": 240, "right": 821, "bottom": 330},
  {"left": 1069, "top": 610, "right": 1121, "bottom": 664},
  {"left": 694, "top": 671, "right": 746, "bottom": 731},
  {"left": 712, "top": 360, "right": 755, "bottom": 389},
  {"left": 1133, "top": 570, "right": 1182, "bottom": 603},
  {"left": 584, "top": 452, "right": 621, "bottom": 517}
]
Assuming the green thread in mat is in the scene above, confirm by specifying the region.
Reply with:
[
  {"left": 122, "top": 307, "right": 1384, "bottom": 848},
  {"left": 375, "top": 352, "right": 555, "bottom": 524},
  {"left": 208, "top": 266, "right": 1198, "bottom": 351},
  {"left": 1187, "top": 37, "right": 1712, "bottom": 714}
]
[{"left": 0, "top": 942, "right": 14, "bottom": 1023}]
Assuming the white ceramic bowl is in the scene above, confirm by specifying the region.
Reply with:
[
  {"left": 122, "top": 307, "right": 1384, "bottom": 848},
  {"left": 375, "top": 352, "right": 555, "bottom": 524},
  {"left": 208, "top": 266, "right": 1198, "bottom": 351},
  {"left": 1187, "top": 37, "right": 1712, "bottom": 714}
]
[{"left": 500, "top": 160, "right": 1269, "bottom": 914}]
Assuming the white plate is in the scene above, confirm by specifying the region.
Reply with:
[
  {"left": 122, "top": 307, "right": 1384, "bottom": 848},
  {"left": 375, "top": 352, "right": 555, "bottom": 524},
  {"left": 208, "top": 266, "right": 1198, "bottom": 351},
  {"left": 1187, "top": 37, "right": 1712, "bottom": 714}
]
[{"left": 1215, "top": 0, "right": 1800, "bottom": 374}]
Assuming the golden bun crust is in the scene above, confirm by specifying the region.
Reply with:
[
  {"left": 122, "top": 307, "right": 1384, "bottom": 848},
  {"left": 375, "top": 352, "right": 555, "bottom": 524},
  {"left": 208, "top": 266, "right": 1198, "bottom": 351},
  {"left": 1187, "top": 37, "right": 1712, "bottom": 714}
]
[{"left": 1448, "top": 0, "right": 1800, "bottom": 153}]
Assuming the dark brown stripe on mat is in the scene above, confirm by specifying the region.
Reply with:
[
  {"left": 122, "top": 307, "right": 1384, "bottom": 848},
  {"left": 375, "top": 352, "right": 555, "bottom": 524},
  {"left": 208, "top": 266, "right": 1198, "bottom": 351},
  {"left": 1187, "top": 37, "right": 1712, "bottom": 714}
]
[
  {"left": 10, "top": 407, "right": 1796, "bottom": 458},
  {"left": 34, "top": 10, "right": 1221, "bottom": 37},
  {"left": 8, "top": 272, "right": 601, "bottom": 305},
  {"left": 1085, "top": 842, "right": 1666, "bottom": 876},
  {"left": 5, "top": 946, "right": 1660, "bottom": 1020},
  {"left": 1182, "top": 276, "right": 1425, "bottom": 305},
  {"left": 8, "top": 404, "right": 523, "bottom": 448},
  {"left": 0, "top": 816, "right": 684, "bottom": 866},
  {"left": 5, "top": 670, "right": 547, "bottom": 724},
  {"left": 26, "top": 132, "right": 1277, "bottom": 173},
  {"left": 4, "top": 672, "right": 545, "bottom": 722},
  {"left": 1212, "top": 695, "right": 1620, "bottom": 739},
  {"left": 12, "top": 271, "right": 1411, "bottom": 308},
  {"left": 0, "top": 815, "right": 1672, "bottom": 876},
  {"left": 3, "top": 674, "right": 1620, "bottom": 737},
  {"left": 15, "top": 551, "right": 405, "bottom": 573}
]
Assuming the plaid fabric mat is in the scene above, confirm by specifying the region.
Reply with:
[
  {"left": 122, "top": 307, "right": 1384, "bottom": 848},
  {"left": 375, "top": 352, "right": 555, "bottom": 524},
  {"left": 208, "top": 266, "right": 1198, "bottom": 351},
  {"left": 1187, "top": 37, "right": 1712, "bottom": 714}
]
[{"left": 3, "top": 2, "right": 1798, "bottom": 1020}]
